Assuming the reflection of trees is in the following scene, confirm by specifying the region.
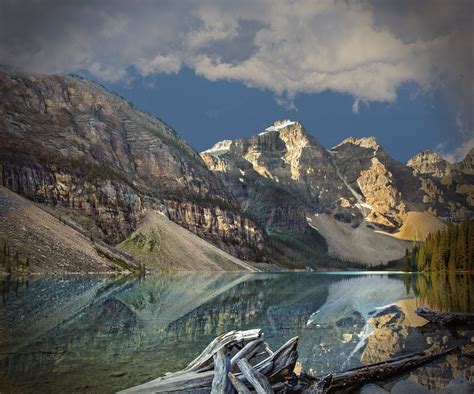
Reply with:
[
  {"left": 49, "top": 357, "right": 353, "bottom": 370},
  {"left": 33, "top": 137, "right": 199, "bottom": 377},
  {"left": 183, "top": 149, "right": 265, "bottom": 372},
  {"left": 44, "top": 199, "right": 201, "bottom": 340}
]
[
  {"left": 409, "top": 272, "right": 473, "bottom": 313},
  {"left": 0, "top": 276, "right": 29, "bottom": 305}
]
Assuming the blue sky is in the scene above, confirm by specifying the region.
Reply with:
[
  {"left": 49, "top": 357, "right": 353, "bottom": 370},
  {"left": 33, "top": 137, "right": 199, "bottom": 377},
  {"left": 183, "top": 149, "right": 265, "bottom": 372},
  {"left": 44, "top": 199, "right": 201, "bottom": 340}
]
[
  {"left": 89, "top": 67, "right": 455, "bottom": 163},
  {"left": 2, "top": 1, "right": 472, "bottom": 162}
]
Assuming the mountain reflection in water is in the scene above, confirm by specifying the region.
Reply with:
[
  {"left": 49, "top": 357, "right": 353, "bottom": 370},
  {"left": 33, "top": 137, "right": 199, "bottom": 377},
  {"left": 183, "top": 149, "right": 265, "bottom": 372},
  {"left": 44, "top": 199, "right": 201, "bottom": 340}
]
[{"left": 0, "top": 272, "right": 472, "bottom": 393}]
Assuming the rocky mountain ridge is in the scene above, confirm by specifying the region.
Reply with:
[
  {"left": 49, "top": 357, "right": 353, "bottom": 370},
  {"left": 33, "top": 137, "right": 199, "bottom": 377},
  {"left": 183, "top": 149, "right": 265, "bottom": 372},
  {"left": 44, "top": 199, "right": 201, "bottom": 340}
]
[
  {"left": 0, "top": 70, "right": 265, "bottom": 268},
  {"left": 201, "top": 120, "right": 473, "bottom": 265}
]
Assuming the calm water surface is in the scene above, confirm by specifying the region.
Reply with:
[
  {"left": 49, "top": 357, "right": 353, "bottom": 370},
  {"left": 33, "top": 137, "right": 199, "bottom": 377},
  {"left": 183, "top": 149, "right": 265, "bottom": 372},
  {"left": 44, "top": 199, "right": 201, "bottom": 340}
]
[{"left": 0, "top": 272, "right": 472, "bottom": 392}]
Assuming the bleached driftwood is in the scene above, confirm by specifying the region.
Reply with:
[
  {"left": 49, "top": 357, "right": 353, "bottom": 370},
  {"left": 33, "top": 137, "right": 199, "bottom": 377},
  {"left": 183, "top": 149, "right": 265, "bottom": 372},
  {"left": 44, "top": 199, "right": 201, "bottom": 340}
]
[
  {"left": 228, "top": 372, "right": 251, "bottom": 394},
  {"left": 118, "top": 329, "right": 298, "bottom": 393},
  {"left": 119, "top": 327, "right": 456, "bottom": 394},
  {"left": 211, "top": 348, "right": 232, "bottom": 394},
  {"left": 236, "top": 358, "right": 274, "bottom": 394},
  {"left": 185, "top": 329, "right": 262, "bottom": 372}
]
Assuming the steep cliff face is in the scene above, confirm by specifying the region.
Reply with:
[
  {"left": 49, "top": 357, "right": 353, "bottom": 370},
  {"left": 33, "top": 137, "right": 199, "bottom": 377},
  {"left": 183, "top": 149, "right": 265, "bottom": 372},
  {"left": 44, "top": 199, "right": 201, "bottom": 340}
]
[
  {"left": 406, "top": 149, "right": 474, "bottom": 221},
  {"left": 0, "top": 186, "right": 140, "bottom": 274},
  {"left": 0, "top": 70, "right": 265, "bottom": 261},
  {"left": 356, "top": 156, "right": 407, "bottom": 228},
  {"left": 330, "top": 137, "right": 425, "bottom": 229}
]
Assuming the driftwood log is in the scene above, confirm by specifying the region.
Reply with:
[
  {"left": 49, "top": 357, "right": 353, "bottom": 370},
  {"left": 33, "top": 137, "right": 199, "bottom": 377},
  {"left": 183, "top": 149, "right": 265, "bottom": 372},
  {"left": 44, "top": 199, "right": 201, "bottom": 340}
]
[
  {"left": 119, "top": 328, "right": 460, "bottom": 393},
  {"left": 308, "top": 347, "right": 458, "bottom": 393},
  {"left": 415, "top": 307, "right": 474, "bottom": 326},
  {"left": 118, "top": 329, "right": 298, "bottom": 393}
]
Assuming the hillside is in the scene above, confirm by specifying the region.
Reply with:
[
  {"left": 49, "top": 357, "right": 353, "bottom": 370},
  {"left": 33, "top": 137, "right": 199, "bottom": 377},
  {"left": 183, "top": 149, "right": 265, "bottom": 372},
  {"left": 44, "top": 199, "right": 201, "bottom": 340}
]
[
  {"left": 307, "top": 214, "right": 409, "bottom": 266},
  {"left": 0, "top": 186, "right": 139, "bottom": 273},
  {"left": 118, "top": 211, "right": 257, "bottom": 271},
  {"left": 391, "top": 211, "right": 446, "bottom": 241}
]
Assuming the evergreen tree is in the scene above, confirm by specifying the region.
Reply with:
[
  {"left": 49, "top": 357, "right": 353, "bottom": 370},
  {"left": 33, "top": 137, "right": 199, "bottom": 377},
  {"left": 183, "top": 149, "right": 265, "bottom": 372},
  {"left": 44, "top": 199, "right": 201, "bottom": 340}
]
[
  {"left": 417, "top": 243, "right": 426, "bottom": 271},
  {"left": 414, "top": 220, "right": 473, "bottom": 272},
  {"left": 448, "top": 225, "right": 458, "bottom": 271},
  {"left": 439, "top": 228, "right": 449, "bottom": 270},
  {"left": 402, "top": 248, "right": 410, "bottom": 272},
  {"left": 456, "top": 221, "right": 468, "bottom": 270},
  {"left": 431, "top": 233, "right": 440, "bottom": 271}
]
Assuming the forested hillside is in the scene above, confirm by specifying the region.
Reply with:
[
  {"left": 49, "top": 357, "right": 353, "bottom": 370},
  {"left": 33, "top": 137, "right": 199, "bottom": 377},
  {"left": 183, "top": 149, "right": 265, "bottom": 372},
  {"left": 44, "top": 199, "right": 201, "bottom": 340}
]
[{"left": 404, "top": 220, "right": 473, "bottom": 272}]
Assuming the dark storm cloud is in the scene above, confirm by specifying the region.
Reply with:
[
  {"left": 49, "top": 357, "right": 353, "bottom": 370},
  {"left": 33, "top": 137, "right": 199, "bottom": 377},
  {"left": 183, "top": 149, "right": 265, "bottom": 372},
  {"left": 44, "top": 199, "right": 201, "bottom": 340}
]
[
  {"left": 371, "top": 0, "right": 474, "bottom": 146},
  {"left": 0, "top": 0, "right": 472, "bottom": 157}
]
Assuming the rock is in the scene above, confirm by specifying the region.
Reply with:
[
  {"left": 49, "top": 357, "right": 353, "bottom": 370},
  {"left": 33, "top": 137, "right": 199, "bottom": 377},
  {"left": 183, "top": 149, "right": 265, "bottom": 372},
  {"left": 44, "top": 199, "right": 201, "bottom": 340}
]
[
  {"left": 357, "top": 157, "right": 407, "bottom": 228},
  {"left": 342, "top": 333, "right": 353, "bottom": 342},
  {"left": 359, "top": 383, "right": 389, "bottom": 394},
  {"left": 390, "top": 378, "right": 430, "bottom": 394},
  {"left": 437, "top": 378, "right": 474, "bottom": 394},
  {"left": 407, "top": 150, "right": 449, "bottom": 178}
]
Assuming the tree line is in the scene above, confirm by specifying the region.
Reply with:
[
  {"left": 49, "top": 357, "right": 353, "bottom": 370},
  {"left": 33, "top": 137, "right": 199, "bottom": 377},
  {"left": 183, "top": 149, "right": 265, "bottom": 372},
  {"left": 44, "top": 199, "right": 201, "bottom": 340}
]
[{"left": 403, "top": 220, "right": 473, "bottom": 272}]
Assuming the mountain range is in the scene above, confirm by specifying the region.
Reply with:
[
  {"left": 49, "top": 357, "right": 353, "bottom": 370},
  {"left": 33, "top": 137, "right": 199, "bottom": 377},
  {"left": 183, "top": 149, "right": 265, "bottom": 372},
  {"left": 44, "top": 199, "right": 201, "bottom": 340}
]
[{"left": 1, "top": 70, "right": 472, "bottom": 272}]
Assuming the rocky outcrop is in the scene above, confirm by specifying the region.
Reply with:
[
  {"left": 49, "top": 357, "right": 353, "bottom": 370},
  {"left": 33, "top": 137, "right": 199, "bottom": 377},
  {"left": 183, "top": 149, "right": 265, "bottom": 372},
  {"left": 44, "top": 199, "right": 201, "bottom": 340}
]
[
  {"left": 331, "top": 137, "right": 424, "bottom": 229},
  {"left": 0, "top": 70, "right": 265, "bottom": 262},
  {"left": 407, "top": 150, "right": 449, "bottom": 178},
  {"left": 357, "top": 157, "right": 407, "bottom": 228},
  {"left": 406, "top": 148, "right": 474, "bottom": 219},
  {"left": 452, "top": 148, "right": 474, "bottom": 175}
]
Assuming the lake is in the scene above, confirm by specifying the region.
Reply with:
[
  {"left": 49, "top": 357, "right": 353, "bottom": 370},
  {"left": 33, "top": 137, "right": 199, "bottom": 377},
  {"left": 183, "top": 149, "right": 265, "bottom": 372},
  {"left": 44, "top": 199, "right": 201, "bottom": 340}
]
[{"left": 0, "top": 272, "right": 472, "bottom": 392}]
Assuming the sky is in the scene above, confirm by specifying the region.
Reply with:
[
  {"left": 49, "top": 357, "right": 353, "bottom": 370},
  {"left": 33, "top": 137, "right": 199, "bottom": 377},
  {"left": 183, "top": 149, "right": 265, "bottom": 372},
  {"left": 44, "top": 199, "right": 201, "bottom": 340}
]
[{"left": 1, "top": 0, "right": 473, "bottom": 162}]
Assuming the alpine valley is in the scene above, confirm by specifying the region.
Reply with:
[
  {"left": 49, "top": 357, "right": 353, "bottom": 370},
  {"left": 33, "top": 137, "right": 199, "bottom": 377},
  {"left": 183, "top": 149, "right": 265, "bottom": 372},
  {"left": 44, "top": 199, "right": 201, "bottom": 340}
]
[{"left": 1, "top": 70, "right": 473, "bottom": 273}]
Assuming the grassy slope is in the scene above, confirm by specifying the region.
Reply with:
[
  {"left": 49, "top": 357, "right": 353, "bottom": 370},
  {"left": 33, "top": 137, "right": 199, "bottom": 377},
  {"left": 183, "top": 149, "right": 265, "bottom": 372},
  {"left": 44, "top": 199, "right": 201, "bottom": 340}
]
[{"left": 391, "top": 211, "right": 446, "bottom": 241}]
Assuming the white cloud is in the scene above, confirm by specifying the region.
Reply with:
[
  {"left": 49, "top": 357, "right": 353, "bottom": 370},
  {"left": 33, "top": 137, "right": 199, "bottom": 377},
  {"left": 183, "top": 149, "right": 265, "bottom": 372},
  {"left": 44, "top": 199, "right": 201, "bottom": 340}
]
[
  {"left": 435, "top": 137, "right": 474, "bottom": 163},
  {"left": 136, "top": 54, "right": 182, "bottom": 76},
  {"left": 352, "top": 98, "right": 360, "bottom": 114},
  {"left": 0, "top": 0, "right": 472, "bottom": 138}
]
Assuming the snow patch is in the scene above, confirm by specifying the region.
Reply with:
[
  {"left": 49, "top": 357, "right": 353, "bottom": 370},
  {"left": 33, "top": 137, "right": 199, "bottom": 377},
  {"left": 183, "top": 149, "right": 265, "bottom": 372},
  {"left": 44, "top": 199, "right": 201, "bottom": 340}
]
[
  {"left": 263, "top": 119, "right": 296, "bottom": 133},
  {"left": 239, "top": 169, "right": 245, "bottom": 176},
  {"left": 202, "top": 140, "right": 232, "bottom": 157},
  {"left": 238, "top": 178, "right": 244, "bottom": 183}
]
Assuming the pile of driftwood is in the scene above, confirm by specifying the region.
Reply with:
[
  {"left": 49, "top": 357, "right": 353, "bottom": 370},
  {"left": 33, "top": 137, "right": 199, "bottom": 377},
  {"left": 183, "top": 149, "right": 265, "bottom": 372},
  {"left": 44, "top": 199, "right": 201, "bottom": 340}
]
[
  {"left": 119, "top": 308, "right": 472, "bottom": 393},
  {"left": 119, "top": 329, "right": 299, "bottom": 393}
]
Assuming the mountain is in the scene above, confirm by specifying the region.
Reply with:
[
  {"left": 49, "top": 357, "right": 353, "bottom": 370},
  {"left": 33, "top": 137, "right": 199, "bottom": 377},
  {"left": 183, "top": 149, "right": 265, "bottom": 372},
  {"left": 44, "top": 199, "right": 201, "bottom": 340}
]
[
  {"left": 1, "top": 68, "right": 471, "bottom": 270},
  {"left": 201, "top": 120, "right": 473, "bottom": 266},
  {"left": 201, "top": 120, "right": 357, "bottom": 267},
  {"left": 0, "top": 70, "right": 265, "bottom": 272}
]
